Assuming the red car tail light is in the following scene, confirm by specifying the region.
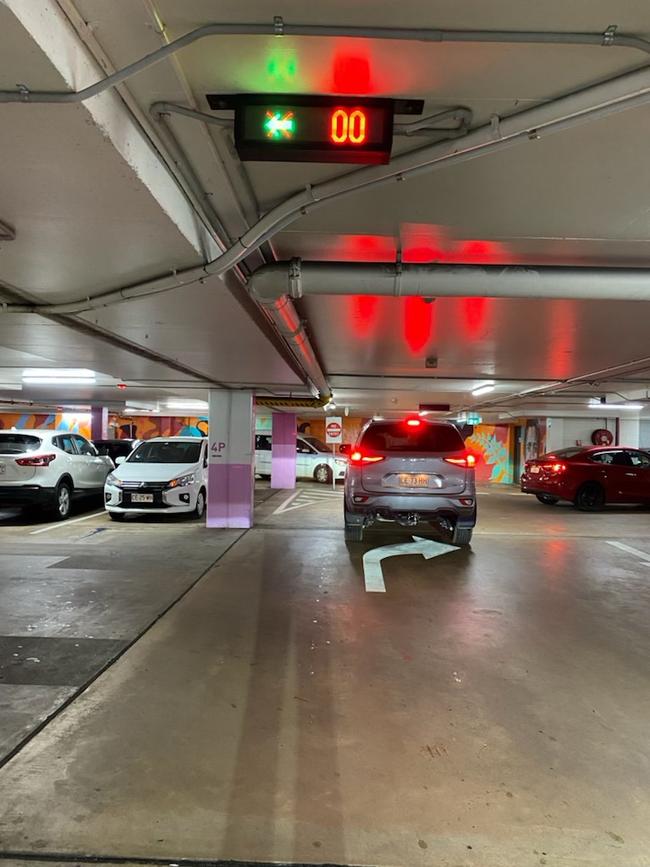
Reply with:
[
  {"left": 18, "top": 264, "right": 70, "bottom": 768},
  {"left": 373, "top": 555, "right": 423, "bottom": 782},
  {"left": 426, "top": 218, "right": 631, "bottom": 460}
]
[
  {"left": 405, "top": 418, "right": 421, "bottom": 427},
  {"left": 16, "top": 453, "right": 56, "bottom": 467},
  {"left": 543, "top": 462, "right": 566, "bottom": 473},
  {"left": 444, "top": 453, "right": 476, "bottom": 468},
  {"left": 350, "top": 451, "right": 385, "bottom": 466}
]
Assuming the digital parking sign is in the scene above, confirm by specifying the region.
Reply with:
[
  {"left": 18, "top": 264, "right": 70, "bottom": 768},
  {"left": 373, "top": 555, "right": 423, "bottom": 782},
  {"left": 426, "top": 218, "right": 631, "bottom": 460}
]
[{"left": 224, "top": 95, "right": 394, "bottom": 164}]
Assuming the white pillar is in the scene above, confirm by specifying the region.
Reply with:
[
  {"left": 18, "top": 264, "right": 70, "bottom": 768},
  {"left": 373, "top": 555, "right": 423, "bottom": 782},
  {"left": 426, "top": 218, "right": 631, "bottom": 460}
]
[{"left": 206, "top": 390, "right": 254, "bottom": 528}]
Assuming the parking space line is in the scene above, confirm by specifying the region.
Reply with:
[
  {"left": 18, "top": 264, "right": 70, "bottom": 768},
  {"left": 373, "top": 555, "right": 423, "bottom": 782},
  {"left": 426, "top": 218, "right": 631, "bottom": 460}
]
[
  {"left": 606, "top": 540, "right": 650, "bottom": 564},
  {"left": 29, "top": 511, "right": 107, "bottom": 535},
  {"left": 271, "top": 490, "right": 301, "bottom": 516}
]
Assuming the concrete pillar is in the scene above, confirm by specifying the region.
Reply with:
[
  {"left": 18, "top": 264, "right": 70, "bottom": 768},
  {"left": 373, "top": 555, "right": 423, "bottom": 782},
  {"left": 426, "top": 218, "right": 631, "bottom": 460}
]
[
  {"left": 90, "top": 406, "right": 108, "bottom": 440},
  {"left": 206, "top": 390, "right": 254, "bottom": 528},
  {"left": 271, "top": 412, "right": 297, "bottom": 489}
]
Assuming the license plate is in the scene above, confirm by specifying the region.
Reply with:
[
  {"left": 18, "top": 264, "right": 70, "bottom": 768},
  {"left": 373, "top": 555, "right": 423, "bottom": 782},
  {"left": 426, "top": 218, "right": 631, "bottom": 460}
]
[
  {"left": 399, "top": 473, "right": 429, "bottom": 488},
  {"left": 530, "top": 466, "right": 540, "bottom": 474},
  {"left": 0, "top": 464, "right": 5, "bottom": 475},
  {"left": 131, "top": 493, "right": 153, "bottom": 503}
]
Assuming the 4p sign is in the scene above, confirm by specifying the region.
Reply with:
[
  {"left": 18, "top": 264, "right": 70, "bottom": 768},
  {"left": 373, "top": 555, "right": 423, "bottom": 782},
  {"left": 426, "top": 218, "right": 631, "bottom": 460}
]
[{"left": 325, "top": 417, "right": 343, "bottom": 445}]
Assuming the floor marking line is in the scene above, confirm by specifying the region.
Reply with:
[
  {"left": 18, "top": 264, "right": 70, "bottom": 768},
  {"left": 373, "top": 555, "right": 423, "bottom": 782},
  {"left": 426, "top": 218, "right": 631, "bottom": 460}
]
[
  {"left": 606, "top": 540, "right": 650, "bottom": 563},
  {"left": 29, "top": 511, "right": 106, "bottom": 535},
  {"left": 362, "top": 536, "right": 458, "bottom": 593},
  {"left": 271, "top": 490, "right": 302, "bottom": 515}
]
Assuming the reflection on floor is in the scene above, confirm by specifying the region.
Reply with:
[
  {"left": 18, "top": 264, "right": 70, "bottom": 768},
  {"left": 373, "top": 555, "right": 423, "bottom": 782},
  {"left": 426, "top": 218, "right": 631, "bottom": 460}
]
[{"left": 0, "top": 484, "right": 649, "bottom": 866}]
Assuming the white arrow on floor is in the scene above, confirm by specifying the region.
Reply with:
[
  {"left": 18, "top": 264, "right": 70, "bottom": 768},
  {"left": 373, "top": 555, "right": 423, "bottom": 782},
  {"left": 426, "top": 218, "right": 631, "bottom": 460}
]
[{"left": 362, "top": 536, "right": 459, "bottom": 592}]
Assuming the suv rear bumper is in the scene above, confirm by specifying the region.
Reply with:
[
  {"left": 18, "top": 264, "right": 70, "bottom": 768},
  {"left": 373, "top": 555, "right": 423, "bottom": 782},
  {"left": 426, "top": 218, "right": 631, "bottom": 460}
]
[
  {"left": 0, "top": 485, "right": 56, "bottom": 507},
  {"left": 345, "top": 493, "right": 476, "bottom": 527}
]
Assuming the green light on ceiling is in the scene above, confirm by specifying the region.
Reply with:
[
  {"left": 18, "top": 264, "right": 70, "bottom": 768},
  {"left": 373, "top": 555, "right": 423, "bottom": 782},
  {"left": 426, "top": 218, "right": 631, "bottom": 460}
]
[{"left": 264, "top": 110, "right": 295, "bottom": 139}]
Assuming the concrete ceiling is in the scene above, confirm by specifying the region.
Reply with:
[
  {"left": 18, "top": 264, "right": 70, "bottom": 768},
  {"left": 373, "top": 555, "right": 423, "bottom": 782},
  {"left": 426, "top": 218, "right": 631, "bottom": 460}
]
[{"left": 1, "top": 0, "right": 650, "bottom": 419}]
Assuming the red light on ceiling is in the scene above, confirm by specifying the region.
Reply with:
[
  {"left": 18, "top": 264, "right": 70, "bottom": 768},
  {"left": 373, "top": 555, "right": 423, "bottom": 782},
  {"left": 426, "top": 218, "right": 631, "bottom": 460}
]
[
  {"left": 332, "top": 55, "right": 372, "bottom": 94},
  {"left": 404, "top": 296, "right": 432, "bottom": 354},
  {"left": 330, "top": 108, "right": 367, "bottom": 145},
  {"left": 117, "top": 383, "right": 127, "bottom": 390}
]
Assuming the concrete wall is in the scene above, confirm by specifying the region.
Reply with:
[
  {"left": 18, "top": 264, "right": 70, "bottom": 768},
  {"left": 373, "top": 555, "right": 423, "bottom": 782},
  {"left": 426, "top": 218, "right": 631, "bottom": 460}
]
[
  {"left": 546, "top": 416, "right": 640, "bottom": 450},
  {"left": 640, "top": 420, "right": 650, "bottom": 448}
]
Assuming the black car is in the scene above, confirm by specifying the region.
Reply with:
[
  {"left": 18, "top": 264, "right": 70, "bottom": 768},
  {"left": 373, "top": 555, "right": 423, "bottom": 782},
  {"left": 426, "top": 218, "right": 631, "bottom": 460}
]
[{"left": 92, "top": 439, "right": 135, "bottom": 464}]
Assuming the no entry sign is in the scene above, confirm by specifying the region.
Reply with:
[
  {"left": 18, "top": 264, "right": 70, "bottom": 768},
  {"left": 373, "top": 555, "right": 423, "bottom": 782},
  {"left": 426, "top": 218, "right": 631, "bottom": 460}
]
[{"left": 325, "top": 417, "right": 343, "bottom": 444}]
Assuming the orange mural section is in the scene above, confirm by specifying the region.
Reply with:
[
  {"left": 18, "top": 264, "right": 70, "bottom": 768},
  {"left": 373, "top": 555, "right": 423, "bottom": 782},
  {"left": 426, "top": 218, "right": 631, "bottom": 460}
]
[
  {"left": 108, "top": 415, "right": 208, "bottom": 439},
  {"left": 465, "top": 424, "right": 514, "bottom": 484},
  {"left": 0, "top": 412, "right": 92, "bottom": 439}
]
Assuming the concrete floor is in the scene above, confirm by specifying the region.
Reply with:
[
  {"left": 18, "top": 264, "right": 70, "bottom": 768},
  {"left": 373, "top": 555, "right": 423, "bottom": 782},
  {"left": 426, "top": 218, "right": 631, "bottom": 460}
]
[{"left": 0, "top": 485, "right": 649, "bottom": 866}]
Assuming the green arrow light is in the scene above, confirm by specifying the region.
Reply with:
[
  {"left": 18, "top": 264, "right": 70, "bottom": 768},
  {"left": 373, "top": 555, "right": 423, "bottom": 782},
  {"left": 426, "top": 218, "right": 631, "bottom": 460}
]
[{"left": 264, "top": 110, "right": 295, "bottom": 139}]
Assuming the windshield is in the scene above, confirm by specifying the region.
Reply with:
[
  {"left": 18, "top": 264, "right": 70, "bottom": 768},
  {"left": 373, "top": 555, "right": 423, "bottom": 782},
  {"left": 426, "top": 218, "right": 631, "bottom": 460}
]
[
  {"left": 302, "top": 436, "right": 330, "bottom": 453},
  {"left": 541, "top": 447, "right": 583, "bottom": 459},
  {"left": 128, "top": 440, "right": 202, "bottom": 464},
  {"left": 360, "top": 422, "right": 464, "bottom": 453},
  {"left": 0, "top": 434, "right": 42, "bottom": 454}
]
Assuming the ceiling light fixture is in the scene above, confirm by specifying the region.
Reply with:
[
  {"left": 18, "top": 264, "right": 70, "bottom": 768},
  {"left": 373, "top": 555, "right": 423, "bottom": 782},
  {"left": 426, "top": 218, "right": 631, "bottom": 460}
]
[
  {"left": 165, "top": 399, "right": 208, "bottom": 410},
  {"left": 588, "top": 402, "right": 644, "bottom": 410},
  {"left": 471, "top": 382, "right": 495, "bottom": 397},
  {"left": 22, "top": 368, "right": 96, "bottom": 386}
]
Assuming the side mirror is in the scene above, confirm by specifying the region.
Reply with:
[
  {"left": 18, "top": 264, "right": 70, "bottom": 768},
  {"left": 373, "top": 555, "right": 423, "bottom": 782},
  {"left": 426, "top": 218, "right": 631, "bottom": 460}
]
[{"left": 115, "top": 456, "right": 126, "bottom": 465}]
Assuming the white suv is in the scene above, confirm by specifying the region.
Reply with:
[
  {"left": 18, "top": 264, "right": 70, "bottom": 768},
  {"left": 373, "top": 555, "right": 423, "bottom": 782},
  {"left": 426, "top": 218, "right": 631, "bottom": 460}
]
[
  {"left": 0, "top": 429, "right": 114, "bottom": 519},
  {"left": 104, "top": 436, "right": 208, "bottom": 520}
]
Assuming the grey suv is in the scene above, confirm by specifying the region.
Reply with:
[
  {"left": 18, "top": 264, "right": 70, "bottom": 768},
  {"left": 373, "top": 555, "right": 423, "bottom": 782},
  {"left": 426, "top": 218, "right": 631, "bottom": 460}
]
[{"left": 344, "top": 418, "right": 477, "bottom": 544}]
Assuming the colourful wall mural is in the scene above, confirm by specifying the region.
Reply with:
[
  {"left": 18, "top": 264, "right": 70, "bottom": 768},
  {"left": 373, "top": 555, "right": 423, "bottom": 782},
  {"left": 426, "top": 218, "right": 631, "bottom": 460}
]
[
  {"left": 466, "top": 424, "right": 514, "bottom": 484},
  {"left": 0, "top": 412, "right": 92, "bottom": 439},
  {"left": 108, "top": 415, "right": 208, "bottom": 439}
]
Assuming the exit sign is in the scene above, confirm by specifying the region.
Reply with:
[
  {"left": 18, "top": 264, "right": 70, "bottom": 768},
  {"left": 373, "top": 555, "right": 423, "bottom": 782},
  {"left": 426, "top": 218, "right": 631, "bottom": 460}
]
[{"left": 224, "top": 94, "right": 394, "bottom": 164}]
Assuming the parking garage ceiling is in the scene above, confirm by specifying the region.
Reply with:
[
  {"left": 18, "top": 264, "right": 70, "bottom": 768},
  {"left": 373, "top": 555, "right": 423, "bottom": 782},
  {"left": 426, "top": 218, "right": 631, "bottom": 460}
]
[{"left": 2, "top": 0, "right": 650, "bottom": 418}]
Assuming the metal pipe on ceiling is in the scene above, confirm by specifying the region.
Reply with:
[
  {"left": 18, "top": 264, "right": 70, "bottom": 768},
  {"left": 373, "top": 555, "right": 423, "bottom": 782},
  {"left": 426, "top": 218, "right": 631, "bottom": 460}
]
[
  {"left": 6, "top": 60, "right": 650, "bottom": 321},
  {"left": 0, "top": 20, "right": 648, "bottom": 103},
  {"left": 249, "top": 260, "right": 650, "bottom": 302}
]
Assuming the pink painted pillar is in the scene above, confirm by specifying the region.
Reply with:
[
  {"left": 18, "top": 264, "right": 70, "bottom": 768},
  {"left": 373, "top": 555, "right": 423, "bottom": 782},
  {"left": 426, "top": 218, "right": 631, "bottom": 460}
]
[
  {"left": 90, "top": 406, "right": 108, "bottom": 440},
  {"left": 206, "top": 389, "right": 254, "bottom": 528},
  {"left": 271, "top": 412, "right": 297, "bottom": 489}
]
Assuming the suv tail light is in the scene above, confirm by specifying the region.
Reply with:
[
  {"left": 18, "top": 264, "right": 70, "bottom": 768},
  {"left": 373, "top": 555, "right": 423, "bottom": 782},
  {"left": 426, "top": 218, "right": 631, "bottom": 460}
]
[
  {"left": 350, "top": 451, "right": 385, "bottom": 466},
  {"left": 16, "top": 453, "right": 57, "bottom": 467},
  {"left": 444, "top": 453, "right": 476, "bottom": 468}
]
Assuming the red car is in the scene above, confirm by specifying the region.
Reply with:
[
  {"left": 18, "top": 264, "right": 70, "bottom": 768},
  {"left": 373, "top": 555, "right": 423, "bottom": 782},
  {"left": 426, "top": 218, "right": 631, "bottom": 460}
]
[{"left": 521, "top": 446, "right": 650, "bottom": 511}]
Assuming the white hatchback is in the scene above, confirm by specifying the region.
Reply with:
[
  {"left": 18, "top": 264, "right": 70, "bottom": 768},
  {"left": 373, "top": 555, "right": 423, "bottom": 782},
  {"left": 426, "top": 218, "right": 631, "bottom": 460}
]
[
  {"left": 255, "top": 433, "right": 348, "bottom": 483},
  {"left": 0, "top": 429, "right": 113, "bottom": 519},
  {"left": 104, "top": 436, "right": 208, "bottom": 520}
]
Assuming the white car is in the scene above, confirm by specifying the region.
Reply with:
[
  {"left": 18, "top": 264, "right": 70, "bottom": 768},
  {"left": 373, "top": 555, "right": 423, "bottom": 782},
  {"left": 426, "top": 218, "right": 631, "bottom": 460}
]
[
  {"left": 255, "top": 433, "right": 348, "bottom": 483},
  {"left": 0, "top": 429, "right": 113, "bottom": 519},
  {"left": 104, "top": 436, "right": 208, "bottom": 520}
]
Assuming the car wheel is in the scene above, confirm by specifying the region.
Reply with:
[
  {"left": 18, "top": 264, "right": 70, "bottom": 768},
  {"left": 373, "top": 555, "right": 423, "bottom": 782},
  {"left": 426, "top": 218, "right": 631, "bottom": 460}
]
[
  {"left": 452, "top": 527, "right": 473, "bottom": 546},
  {"left": 344, "top": 509, "right": 364, "bottom": 542},
  {"left": 536, "top": 494, "right": 559, "bottom": 505},
  {"left": 314, "top": 464, "right": 333, "bottom": 484},
  {"left": 574, "top": 482, "right": 605, "bottom": 512},
  {"left": 109, "top": 512, "right": 126, "bottom": 522},
  {"left": 52, "top": 481, "right": 72, "bottom": 520},
  {"left": 193, "top": 488, "right": 206, "bottom": 519}
]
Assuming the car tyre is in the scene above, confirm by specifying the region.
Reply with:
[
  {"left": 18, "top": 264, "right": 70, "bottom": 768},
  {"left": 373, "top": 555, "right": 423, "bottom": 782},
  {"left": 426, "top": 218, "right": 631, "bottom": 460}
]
[
  {"left": 452, "top": 527, "right": 473, "bottom": 546},
  {"left": 314, "top": 464, "right": 333, "bottom": 485},
  {"left": 193, "top": 487, "right": 206, "bottom": 519},
  {"left": 52, "top": 480, "right": 72, "bottom": 520},
  {"left": 344, "top": 509, "right": 364, "bottom": 542},
  {"left": 536, "top": 494, "right": 559, "bottom": 505},
  {"left": 109, "top": 512, "right": 126, "bottom": 522},
  {"left": 574, "top": 482, "right": 605, "bottom": 512}
]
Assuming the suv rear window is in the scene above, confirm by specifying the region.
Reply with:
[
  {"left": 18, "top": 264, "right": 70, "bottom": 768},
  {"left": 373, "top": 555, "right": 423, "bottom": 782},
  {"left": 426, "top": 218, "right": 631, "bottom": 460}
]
[
  {"left": 0, "top": 434, "right": 42, "bottom": 454},
  {"left": 360, "top": 422, "right": 464, "bottom": 453}
]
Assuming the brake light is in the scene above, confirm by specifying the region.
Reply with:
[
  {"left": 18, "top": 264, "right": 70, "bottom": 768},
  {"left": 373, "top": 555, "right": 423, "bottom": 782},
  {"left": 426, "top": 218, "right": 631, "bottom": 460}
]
[
  {"left": 406, "top": 418, "right": 421, "bottom": 427},
  {"left": 16, "top": 453, "right": 56, "bottom": 467},
  {"left": 546, "top": 462, "right": 566, "bottom": 473},
  {"left": 350, "top": 451, "right": 385, "bottom": 465},
  {"left": 444, "top": 453, "right": 476, "bottom": 468}
]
